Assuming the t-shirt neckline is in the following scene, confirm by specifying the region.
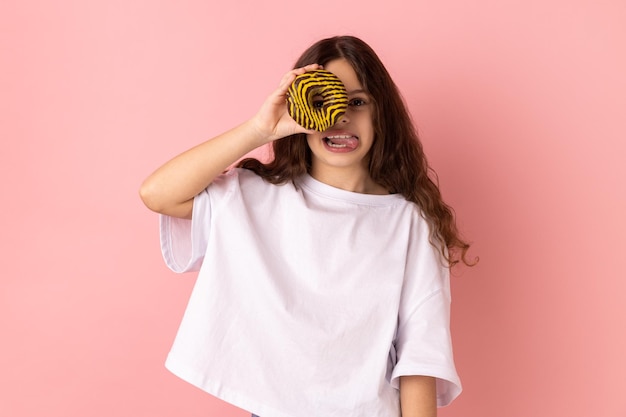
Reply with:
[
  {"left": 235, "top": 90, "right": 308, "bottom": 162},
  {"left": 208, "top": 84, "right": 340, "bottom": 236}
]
[{"left": 297, "top": 174, "right": 406, "bottom": 206}]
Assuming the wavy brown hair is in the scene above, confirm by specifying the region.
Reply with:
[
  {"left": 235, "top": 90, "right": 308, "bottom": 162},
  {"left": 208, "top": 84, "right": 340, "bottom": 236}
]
[{"left": 239, "top": 36, "right": 475, "bottom": 267}]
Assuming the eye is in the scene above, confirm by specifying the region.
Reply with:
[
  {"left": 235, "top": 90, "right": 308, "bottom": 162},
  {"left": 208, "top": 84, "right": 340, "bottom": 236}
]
[
  {"left": 312, "top": 100, "right": 324, "bottom": 109},
  {"left": 312, "top": 95, "right": 324, "bottom": 109},
  {"left": 349, "top": 98, "right": 367, "bottom": 107}
]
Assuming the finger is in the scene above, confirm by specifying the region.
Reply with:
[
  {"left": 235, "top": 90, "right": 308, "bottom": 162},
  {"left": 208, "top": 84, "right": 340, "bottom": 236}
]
[
  {"left": 278, "top": 64, "right": 322, "bottom": 88},
  {"left": 293, "top": 124, "right": 317, "bottom": 135},
  {"left": 302, "top": 63, "right": 322, "bottom": 72},
  {"left": 278, "top": 72, "right": 297, "bottom": 91}
]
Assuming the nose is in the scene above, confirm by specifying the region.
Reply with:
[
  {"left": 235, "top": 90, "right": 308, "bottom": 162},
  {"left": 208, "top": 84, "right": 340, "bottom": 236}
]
[{"left": 337, "top": 111, "right": 350, "bottom": 124}]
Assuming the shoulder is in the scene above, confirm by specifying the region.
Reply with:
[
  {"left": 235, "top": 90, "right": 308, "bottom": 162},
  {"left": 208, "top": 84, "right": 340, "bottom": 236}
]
[
  {"left": 207, "top": 168, "right": 296, "bottom": 209},
  {"left": 210, "top": 167, "right": 268, "bottom": 192}
]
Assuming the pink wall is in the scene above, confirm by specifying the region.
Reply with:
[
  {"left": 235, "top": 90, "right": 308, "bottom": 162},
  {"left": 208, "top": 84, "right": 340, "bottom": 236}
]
[{"left": 2, "top": 0, "right": 625, "bottom": 416}]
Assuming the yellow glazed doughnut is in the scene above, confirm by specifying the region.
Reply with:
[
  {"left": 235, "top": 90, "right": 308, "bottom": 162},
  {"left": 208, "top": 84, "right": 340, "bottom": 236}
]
[{"left": 286, "top": 69, "right": 348, "bottom": 132}]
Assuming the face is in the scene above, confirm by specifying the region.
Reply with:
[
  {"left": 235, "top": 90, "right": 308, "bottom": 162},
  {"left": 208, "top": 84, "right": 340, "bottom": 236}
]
[{"left": 306, "top": 58, "right": 375, "bottom": 182}]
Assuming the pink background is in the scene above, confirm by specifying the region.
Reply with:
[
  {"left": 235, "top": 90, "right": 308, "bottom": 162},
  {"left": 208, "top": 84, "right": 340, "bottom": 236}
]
[{"left": 2, "top": 0, "right": 625, "bottom": 416}]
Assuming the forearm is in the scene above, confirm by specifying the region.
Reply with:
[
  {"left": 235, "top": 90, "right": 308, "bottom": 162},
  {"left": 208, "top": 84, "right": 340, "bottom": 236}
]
[
  {"left": 139, "top": 119, "right": 268, "bottom": 218},
  {"left": 400, "top": 375, "right": 437, "bottom": 417}
]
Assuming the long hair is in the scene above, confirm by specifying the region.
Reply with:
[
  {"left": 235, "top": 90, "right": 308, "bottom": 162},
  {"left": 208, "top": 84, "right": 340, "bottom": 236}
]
[{"left": 239, "top": 36, "right": 475, "bottom": 267}]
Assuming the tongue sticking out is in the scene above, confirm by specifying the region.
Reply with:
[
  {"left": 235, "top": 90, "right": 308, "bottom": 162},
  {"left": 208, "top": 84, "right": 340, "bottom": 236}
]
[{"left": 326, "top": 136, "right": 359, "bottom": 150}]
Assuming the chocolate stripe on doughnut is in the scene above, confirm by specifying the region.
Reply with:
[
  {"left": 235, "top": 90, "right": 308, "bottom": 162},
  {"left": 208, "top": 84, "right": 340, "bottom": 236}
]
[{"left": 287, "top": 70, "right": 348, "bottom": 131}]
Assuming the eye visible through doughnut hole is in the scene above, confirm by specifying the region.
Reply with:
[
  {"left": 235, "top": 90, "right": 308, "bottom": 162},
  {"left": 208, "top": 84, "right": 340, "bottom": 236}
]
[{"left": 312, "top": 95, "right": 324, "bottom": 109}]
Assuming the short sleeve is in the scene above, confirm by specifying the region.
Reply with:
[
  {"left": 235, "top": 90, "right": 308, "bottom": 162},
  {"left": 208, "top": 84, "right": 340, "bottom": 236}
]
[
  {"left": 390, "top": 222, "right": 462, "bottom": 406},
  {"left": 159, "top": 189, "right": 211, "bottom": 273}
]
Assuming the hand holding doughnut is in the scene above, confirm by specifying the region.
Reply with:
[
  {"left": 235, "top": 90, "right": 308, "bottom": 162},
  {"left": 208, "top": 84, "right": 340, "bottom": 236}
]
[{"left": 286, "top": 69, "right": 348, "bottom": 132}]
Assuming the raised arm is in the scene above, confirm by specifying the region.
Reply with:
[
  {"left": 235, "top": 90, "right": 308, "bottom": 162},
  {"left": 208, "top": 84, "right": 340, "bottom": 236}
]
[{"left": 139, "top": 64, "right": 320, "bottom": 219}]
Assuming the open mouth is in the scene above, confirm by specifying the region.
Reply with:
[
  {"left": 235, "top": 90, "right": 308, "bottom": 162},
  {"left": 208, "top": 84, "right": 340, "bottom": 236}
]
[{"left": 323, "top": 135, "right": 359, "bottom": 150}]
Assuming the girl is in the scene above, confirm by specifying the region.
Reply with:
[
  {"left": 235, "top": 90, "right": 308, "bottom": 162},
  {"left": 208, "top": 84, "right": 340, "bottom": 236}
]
[{"left": 140, "top": 36, "right": 472, "bottom": 417}]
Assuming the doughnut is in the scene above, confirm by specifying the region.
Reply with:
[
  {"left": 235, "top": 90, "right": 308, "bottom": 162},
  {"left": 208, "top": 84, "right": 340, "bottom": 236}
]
[{"left": 286, "top": 69, "right": 348, "bottom": 131}]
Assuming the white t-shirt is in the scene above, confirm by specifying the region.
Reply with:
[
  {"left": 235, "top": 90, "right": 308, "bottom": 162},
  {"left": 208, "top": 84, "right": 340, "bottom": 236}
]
[{"left": 160, "top": 168, "right": 461, "bottom": 417}]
